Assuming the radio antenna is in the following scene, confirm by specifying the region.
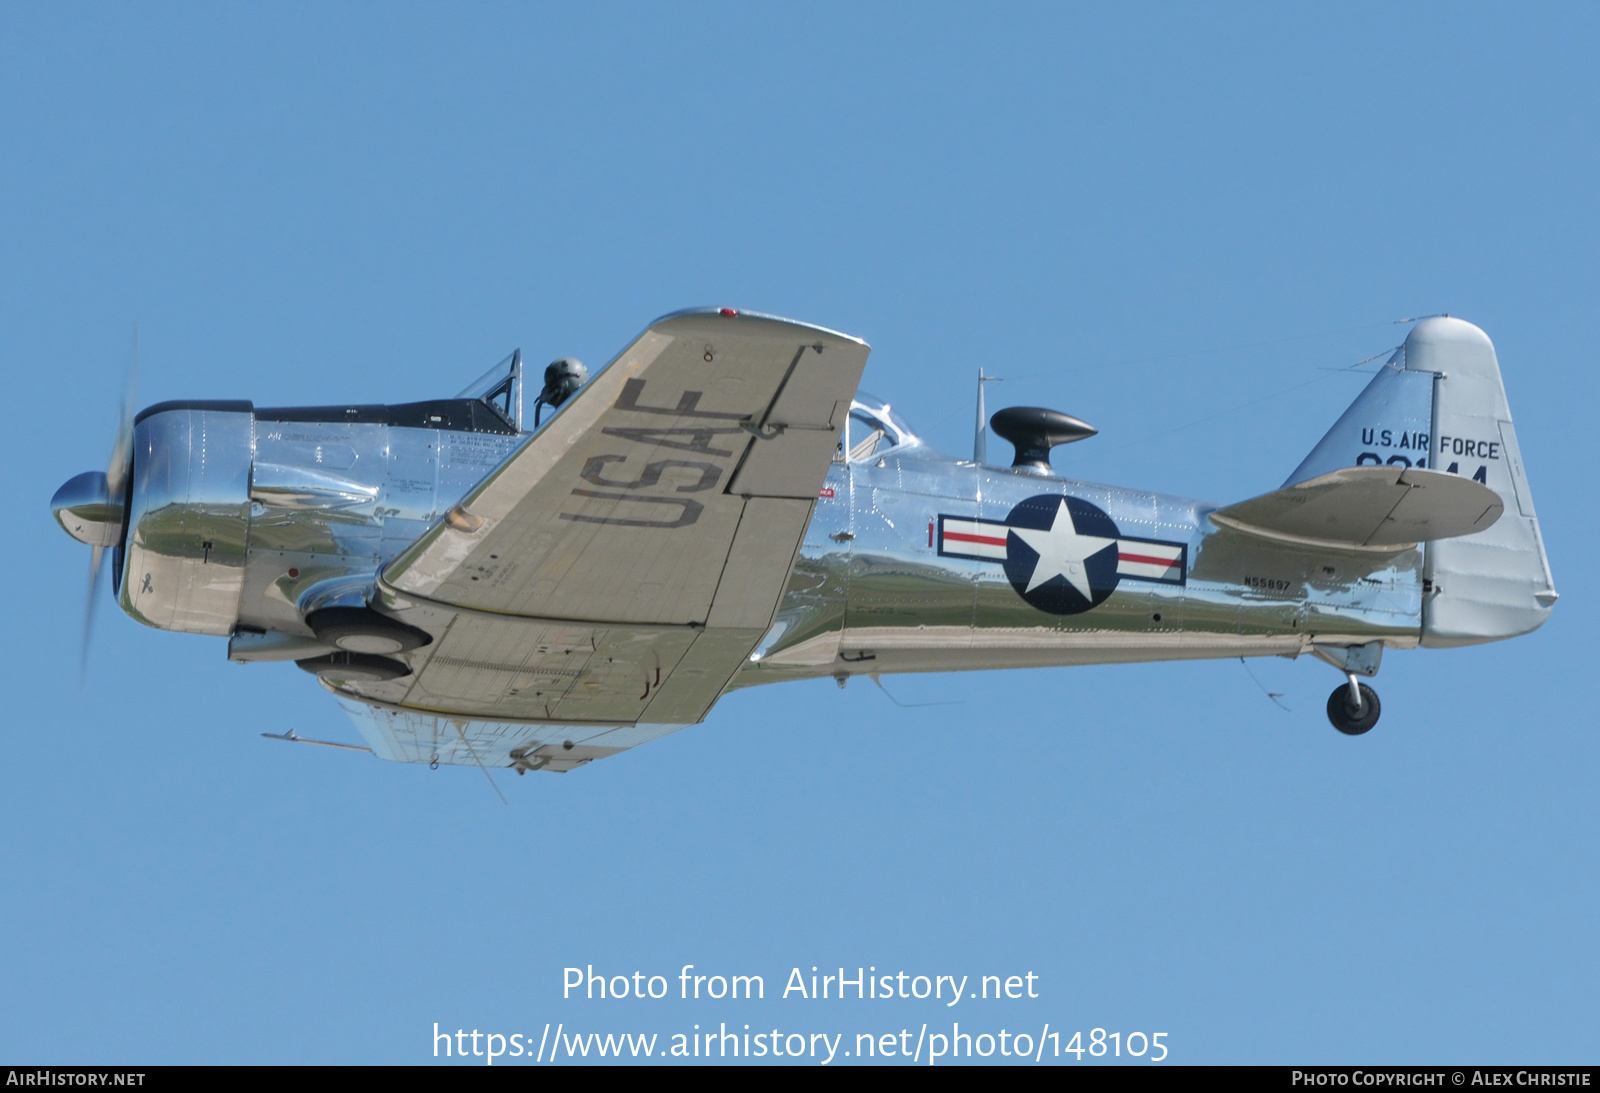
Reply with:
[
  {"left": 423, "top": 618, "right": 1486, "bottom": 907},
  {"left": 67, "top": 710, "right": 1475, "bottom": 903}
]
[{"left": 973, "top": 368, "right": 1003, "bottom": 463}]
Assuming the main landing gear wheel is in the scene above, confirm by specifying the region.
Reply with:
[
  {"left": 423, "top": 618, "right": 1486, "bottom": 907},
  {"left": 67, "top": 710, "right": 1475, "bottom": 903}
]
[
  {"left": 1326, "top": 681, "right": 1381, "bottom": 735},
  {"left": 306, "top": 607, "right": 431, "bottom": 655},
  {"left": 295, "top": 651, "right": 411, "bottom": 683}
]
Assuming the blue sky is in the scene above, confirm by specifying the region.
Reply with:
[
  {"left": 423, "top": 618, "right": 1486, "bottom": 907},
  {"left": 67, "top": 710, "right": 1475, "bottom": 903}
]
[{"left": 3, "top": 2, "right": 1595, "bottom": 1064}]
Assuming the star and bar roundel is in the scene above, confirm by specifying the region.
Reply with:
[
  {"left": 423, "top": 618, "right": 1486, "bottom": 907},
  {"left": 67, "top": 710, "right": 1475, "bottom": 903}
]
[{"left": 937, "top": 495, "right": 1187, "bottom": 615}]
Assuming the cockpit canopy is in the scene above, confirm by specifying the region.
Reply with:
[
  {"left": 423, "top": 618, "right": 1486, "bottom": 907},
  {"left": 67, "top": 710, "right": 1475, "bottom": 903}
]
[
  {"left": 457, "top": 351, "right": 524, "bottom": 429},
  {"left": 840, "top": 393, "right": 918, "bottom": 462},
  {"left": 462, "top": 356, "right": 909, "bottom": 455}
]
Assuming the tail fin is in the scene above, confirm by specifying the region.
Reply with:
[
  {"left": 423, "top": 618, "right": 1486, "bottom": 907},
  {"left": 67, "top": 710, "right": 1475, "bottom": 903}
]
[{"left": 1287, "top": 317, "right": 1556, "bottom": 646}]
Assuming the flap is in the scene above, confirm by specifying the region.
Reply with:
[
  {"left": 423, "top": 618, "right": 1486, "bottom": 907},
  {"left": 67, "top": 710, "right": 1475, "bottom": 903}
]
[
  {"left": 1210, "top": 466, "right": 1503, "bottom": 550},
  {"left": 344, "top": 608, "right": 768, "bottom": 726}
]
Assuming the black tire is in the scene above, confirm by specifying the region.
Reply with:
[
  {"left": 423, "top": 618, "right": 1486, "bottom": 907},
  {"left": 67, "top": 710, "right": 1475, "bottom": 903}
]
[
  {"left": 1326, "top": 682, "right": 1381, "bottom": 735},
  {"left": 295, "top": 651, "right": 411, "bottom": 683},
  {"left": 306, "top": 607, "right": 431, "bottom": 655}
]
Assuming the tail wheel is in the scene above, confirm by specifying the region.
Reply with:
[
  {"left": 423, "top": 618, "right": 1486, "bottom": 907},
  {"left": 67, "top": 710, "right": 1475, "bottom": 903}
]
[
  {"left": 1326, "top": 682, "right": 1381, "bottom": 735},
  {"left": 306, "top": 607, "right": 431, "bottom": 655}
]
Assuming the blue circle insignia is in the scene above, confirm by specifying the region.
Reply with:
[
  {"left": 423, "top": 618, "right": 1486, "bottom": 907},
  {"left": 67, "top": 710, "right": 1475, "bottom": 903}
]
[{"left": 1001, "top": 495, "right": 1122, "bottom": 615}]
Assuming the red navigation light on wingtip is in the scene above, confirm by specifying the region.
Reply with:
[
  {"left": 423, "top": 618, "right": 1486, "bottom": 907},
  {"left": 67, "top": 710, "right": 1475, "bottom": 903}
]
[{"left": 719, "top": 308, "right": 738, "bottom": 316}]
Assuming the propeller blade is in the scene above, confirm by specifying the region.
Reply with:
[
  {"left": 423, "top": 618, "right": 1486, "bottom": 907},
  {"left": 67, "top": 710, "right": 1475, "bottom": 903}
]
[
  {"left": 82, "top": 328, "right": 137, "bottom": 682},
  {"left": 106, "top": 328, "right": 137, "bottom": 497},
  {"left": 80, "top": 544, "right": 104, "bottom": 681}
]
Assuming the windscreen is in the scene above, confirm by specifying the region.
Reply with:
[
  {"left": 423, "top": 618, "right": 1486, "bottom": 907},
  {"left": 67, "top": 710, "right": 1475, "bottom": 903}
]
[{"left": 455, "top": 350, "right": 522, "bottom": 428}]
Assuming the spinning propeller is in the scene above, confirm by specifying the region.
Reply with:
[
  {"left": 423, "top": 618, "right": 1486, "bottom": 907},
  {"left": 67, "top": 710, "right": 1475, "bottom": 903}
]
[{"left": 51, "top": 335, "right": 137, "bottom": 675}]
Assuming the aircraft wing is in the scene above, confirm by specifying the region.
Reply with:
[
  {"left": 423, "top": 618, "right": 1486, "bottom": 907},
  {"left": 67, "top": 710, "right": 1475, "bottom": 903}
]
[{"left": 364, "top": 308, "right": 868, "bottom": 730}]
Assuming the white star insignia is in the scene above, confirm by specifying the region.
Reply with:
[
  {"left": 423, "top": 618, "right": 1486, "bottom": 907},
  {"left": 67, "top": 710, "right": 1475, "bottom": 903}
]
[{"left": 1009, "top": 499, "right": 1117, "bottom": 599}]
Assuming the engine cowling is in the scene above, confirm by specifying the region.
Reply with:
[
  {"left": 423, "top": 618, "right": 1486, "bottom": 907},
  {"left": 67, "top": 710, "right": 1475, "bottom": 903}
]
[{"left": 118, "top": 401, "right": 254, "bottom": 635}]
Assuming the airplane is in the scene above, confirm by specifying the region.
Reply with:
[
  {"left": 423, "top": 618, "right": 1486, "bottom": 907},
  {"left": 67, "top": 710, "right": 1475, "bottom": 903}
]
[{"left": 51, "top": 309, "right": 1556, "bottom": 774}]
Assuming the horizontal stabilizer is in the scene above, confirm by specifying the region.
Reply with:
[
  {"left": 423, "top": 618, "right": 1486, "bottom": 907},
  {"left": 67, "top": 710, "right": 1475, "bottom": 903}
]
[{"left": 1211, "top": 466, "right": 1502, "bottom": 550}]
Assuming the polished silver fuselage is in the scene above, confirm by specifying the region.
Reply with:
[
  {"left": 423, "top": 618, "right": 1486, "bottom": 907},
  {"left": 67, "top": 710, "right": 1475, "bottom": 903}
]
[
  {"left": 118, "top": 401, "right": 1422, "bottom": 681},
  {"left": 744, "top": 447, "right": 1419, "bottom": 685}
]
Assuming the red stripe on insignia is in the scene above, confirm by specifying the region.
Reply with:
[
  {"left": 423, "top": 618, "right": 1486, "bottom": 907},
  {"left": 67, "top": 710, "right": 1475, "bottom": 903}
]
[
  {"left": 1119, "top": 552, "right": 1178, "bottom": 566},
  {"left": 945, "top": 531, "right": 1009, "bottom": 547}
]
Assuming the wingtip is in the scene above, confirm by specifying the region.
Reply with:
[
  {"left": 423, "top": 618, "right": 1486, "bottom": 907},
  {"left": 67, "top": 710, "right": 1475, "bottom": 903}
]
[{"left": 647, "top": 306, "right": 869, "bottom": 348}]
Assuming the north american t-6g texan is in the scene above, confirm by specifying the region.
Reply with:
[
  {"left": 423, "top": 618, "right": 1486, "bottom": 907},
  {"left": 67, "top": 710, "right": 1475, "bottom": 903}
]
[{"left": 52, "top": 310, "right": 1556, "bottom": 774}]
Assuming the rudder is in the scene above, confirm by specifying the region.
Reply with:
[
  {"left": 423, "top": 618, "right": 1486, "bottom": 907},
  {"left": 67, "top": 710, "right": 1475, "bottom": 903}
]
[
  {"left": 1285, "top": 317, "right": 1555, "bottom": 646},
  {"left": 1409, "top": 318, "right": 1555, "bottom": 646}
]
